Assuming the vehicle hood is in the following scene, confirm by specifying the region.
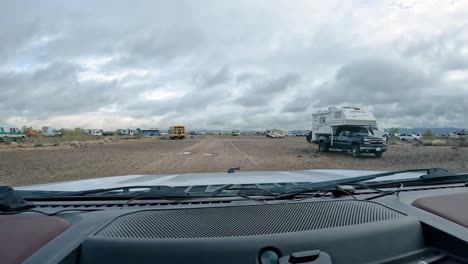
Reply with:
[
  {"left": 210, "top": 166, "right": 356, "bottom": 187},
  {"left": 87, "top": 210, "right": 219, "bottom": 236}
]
[{"left": 15, "top": 169, "right": 424, "bottom": 192}]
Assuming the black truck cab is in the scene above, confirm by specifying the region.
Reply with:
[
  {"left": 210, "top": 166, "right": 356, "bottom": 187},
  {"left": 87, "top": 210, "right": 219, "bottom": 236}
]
[{"left": 315, "top": 126, "right": 387, "bottom": 158}]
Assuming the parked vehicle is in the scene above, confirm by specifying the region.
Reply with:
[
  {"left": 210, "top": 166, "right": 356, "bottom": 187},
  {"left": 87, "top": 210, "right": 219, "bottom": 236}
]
[
  {"left": 307, "top": 107, "right": 387, "bottom": 157},
  {"left": 83, "top": 129, "right": 103, "bottom": 136},
  {"left": 266, "top": 129, "right": 288, "bottom": 138},
  {"left": 27, "top": 130, "right": 37, "bottom": 137},
  {"left": 399, "top": 133, "right": 420, "bottom": 141},
  {"left": 0, "top": 125, "right": 26, "bottom": 142},
  {"left": 41, "top": 126, "right": 62, "bottom": 137},
  {"left": 169, "top": 126, "right": 185, "bottom": 139},
  {"left": 231, "top": 129, "right": 240, "bottom": 136},
  {"left": 102, "top": 131, "right": 115, "bottom": 136},
  {"left": 449, "top": 130, "right": 467, "bottom": 139},
  {"left": 139, "top": 128, "right": 160, "bottom": 136}
]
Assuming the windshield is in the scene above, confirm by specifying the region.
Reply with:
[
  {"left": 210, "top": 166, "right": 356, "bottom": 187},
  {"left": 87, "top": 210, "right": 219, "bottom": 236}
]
[
  {"left": 349, "top": 127, "right": 371, "bottom": 136},
  {"left": 1, "top": 1, "right": 467, "bottom": 194}
]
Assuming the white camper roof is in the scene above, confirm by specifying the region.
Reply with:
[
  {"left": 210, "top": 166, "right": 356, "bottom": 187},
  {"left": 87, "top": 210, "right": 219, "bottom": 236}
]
[{"left": 312, "top": 107, "right": 377, "bottom": 127}]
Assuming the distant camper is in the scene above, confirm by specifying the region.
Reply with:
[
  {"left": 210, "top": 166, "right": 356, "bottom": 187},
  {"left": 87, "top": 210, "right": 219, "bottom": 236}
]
[{"left": 42, "top": 126, "right": 62, "bottom": 137}]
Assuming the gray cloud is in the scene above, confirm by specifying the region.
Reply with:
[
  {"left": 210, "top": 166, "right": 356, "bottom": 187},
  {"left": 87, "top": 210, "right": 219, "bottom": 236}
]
[
  {"left": 235, "top": 73, "right": 300, "bottom": 107},
  {"left": 1, "top": 1, "right": 468, "bottom": 130}
]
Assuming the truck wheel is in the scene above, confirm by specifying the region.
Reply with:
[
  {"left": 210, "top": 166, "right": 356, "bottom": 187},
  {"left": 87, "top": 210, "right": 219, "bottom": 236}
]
[
  {"left": 351, "top": 144, "right": 361, "bottom": 157},
  {"left": 319, "top": 141, "right": 329, "bottom": 152},
  {"left": 401, "top": 138, "right": 406, "bottom": 141},
  {"left": 375, "top": 151, "right": 383, "bottom": 158},
  {"left": 306, "top": 132, "right": 312, "bottom": 143}
]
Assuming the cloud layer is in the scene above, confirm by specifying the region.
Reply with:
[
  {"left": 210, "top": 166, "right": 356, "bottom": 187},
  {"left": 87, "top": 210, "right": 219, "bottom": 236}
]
[{"left": 1, "top": 0, "right": 468, "bottom": 130}]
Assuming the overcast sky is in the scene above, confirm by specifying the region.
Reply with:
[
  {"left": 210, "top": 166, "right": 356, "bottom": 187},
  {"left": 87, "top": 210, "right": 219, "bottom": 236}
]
[{"left": 1, "top": 0, "right": 468, "bottom": 130}]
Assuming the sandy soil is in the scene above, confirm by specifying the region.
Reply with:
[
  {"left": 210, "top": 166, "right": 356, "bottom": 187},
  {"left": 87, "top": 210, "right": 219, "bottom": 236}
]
[{"left": 0, "top": 135, "right": 467, "bottom": 186}]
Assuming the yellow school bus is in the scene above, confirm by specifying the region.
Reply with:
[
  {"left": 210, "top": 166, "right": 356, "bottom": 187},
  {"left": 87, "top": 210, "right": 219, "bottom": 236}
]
[{"left": 169, "top": 126, "right": 185, "bottom": 139}]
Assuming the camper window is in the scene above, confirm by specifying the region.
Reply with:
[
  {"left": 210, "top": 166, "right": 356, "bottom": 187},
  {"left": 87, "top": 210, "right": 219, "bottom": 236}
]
[
  {"left": 319, "top": 117, "right": 326, "bottom": 123},
  {"left": 335, "top": 112, "right": 341, "bottom": 119}
]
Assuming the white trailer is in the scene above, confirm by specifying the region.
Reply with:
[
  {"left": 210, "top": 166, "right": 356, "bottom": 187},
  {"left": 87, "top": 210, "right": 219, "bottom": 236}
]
[
  {"left": 266, "top": 129, "right": 288, "bottom": 138},
  {"left": 309, "top": 107, "right": 377, "bottom": 145},
  {"left": 42, "top": 126, "right": 62, "bottom": 137}
]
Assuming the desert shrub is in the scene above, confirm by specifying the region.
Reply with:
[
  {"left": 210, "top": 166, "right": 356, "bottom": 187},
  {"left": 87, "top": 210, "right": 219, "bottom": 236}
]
[
  {"left": 423, "top": 129, "right": 435, "bottom": 140},
  {"left": 432, "top": 140, "right": 448, "bottom": 146},
  {"left": 387, "top": 137, "right": 398, "bottom": 145},
  {"left": 33, "top": 139, "right": 44, "bottom": 147}
]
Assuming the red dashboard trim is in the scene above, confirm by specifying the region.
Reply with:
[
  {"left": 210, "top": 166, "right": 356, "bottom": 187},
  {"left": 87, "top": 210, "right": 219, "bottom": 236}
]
[{"left": 0, "top": 215, "right": 71, "bottom": 264}]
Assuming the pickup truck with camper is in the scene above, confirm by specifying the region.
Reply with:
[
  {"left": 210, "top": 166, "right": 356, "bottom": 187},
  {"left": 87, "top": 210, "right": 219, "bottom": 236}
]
[
  {"left": 306, "top": 107, "right": 387, "bottom": 157},
  {"left": 41, "top": 126, "right": 62, "bottom": 137},
  {"left": 0, "top": 125, "right": 26, "bottom": 142}
]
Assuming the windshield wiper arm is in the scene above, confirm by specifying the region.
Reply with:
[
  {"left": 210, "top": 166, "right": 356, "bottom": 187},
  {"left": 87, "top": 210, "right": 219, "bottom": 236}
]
[
  {"left": 19, "top": 185, "right": 189, "bottom": 200},
  {"left": 210, "top": 184, "right": 276, "bottom": 197}
]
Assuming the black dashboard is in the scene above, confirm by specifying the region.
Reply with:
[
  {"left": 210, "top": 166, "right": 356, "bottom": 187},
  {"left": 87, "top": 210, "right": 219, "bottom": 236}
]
[{"left": 5, "top": 184, "right": 468, "bottom": 264}]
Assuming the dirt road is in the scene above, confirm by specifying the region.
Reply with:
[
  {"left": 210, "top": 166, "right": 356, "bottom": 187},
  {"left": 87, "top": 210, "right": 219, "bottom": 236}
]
[{"left": 1, "top": 135, "right": 467, "bottom": 186}]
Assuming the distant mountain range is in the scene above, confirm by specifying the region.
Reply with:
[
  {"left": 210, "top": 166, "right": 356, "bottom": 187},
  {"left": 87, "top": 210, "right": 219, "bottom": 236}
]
[
  {"left": 191, "top": 128, "right": 466, "bottom": 136},
  {"left": 383, "top": 127, "right": 466, "bottom": 135}
]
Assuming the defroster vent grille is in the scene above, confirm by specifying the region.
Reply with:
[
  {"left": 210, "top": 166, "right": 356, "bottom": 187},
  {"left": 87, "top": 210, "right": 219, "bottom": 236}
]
[{"left": 95, "top": 200, "right": 404, "bottom": 239}]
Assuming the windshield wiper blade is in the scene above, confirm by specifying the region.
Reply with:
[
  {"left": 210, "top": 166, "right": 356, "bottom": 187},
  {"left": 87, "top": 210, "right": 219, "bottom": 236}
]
[
  {"left": 278, "top": 168, "right": 459, "bottom": 192},
  {"left": 19, "top": 185, "right": 189, "bottom": 199},
  {"left": 210, "top": 184, "right": 276, "bottom": 197}
]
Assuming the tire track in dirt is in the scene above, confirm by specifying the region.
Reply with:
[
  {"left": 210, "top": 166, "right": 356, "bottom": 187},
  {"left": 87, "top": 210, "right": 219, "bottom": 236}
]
[
  {"left": 227, "top": 139, "right": 260, "bottom": 168},
  {"left": 138, "top": 137, "right": 224, "bottom": 174}
]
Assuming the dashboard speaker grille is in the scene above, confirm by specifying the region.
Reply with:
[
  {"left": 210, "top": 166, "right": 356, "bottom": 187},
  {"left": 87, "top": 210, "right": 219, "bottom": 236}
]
[{"left": 95, "top": 200, "right": 404, "bottom": 239}]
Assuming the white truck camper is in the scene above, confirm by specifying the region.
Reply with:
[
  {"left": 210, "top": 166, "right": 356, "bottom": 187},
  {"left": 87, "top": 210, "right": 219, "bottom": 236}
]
[{"left": 42, "top": 127, "right": 62, "bottom": 137}]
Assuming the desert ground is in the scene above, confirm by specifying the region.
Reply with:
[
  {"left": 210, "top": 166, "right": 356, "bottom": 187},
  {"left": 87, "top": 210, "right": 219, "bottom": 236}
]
[{"left": 0, "top": 135, "right": 466, "bottom": 186}]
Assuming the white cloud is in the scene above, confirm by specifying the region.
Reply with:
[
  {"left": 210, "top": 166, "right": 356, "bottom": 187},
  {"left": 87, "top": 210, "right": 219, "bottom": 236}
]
[{"left": 1, "top": 0, "right": 468, "bottom": 130}]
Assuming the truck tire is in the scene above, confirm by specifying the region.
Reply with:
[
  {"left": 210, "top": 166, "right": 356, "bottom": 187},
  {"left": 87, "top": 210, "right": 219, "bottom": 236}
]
[
  {"left": 375, "top": 151, "right": 383, "bottom": 158},
  {"left": 319, "top": 141, "right": 329, "bottom": 152},
  {"left": 351, "top": 144, "right": 361, "bottom": 157},
  {"left": 306, "top": 131, "right": 312, "bottom": 143}
]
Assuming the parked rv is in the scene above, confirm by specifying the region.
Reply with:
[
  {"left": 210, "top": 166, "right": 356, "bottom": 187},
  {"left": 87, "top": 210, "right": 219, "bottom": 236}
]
[
  {"left": 266, "top": 129, "right": 288, "bottom": 138},
  {"left": 42, "top": 126, "right": 62, "bottom": 137},
  {"left": 231, "top": 129, "right": 240, "bottom": 136},
  {"left": 306, "top": 107, "right": 387, "bottom": 157},
  {"left": 0, "top": 125, "right": 26, "bottom": 142},
  {"left": 169, "top": 126, "right": 185, "bottom": 139}
]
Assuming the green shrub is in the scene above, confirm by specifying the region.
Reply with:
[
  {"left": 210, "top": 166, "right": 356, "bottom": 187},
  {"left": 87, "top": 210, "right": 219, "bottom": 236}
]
[
  {"left": 387, "top": 137, "right": 398, "bottom": 145},
  {"left": 423, "top": 129, "right": 435, "bottom": 140}
]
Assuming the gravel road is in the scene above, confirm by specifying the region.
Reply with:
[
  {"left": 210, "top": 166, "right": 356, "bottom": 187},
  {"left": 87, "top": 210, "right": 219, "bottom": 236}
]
[{"left": 0, "top": 135, "right": 467, "bottom": 186}]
